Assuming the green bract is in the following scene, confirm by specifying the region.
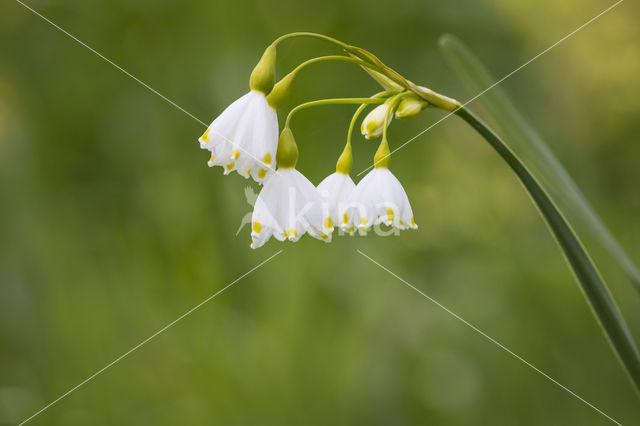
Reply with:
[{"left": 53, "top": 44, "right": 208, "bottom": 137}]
[
  {"left": 275, "top": 127, "right": 298, "bottom": 169},
  {"left": 249, "top": 44, "right": 276, "bottom": 94}
]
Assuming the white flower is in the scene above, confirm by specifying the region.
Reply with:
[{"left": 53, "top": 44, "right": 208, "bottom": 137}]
[
  {"left": 199, "top": 90, "right": 278, "bottom": 183},
  {"left": 317, "top": 172, "right": 356, "bottom": 233},
  {"left": 341, "top": 168, "right": 417, "bottom": 234},
  {"left": 250, "top": 168, "right": 332, "bottom": 249},
  {"left": 361, "top": 103, "right": 392, "bottom": 139}
]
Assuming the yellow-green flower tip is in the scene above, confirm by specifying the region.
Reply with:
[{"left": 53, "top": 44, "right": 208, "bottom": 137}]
[
  {"left": 266, "top": 72, "right": 295, "bottom": 109},
  {"left": 276, "top": 127, "right": 298, "bottom": 168},
  {"left": 249, "top": 44, "right": 276, "bottom": 94},
  {"left": 335, "top": 144, "right": 353, "bottom": 174},
  {"left": 374, "top": 138, "right": 391, "bottom": 168}
]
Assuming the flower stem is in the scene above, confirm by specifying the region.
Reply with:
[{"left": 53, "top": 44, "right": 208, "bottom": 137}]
[
  {"left": 287, "top": 55, "right": 378, "bottom": 76},
  {"left": 373, "top": 94, "right": 404, "bottom": 169},
  {"left": 273, "top": 32, "right": 358, "bottom": 55},
  {"left": 381, "top": 93, "right": 404, "bottom": 142},
  {"left": 285, "top": 97, "right": 386, "bottom": 128},
  {"left": 456, "top": 106, "right": 640, "bottom": 394}
]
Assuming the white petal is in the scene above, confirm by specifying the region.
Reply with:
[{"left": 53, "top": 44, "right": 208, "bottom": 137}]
[
  {"left": 251, "top": 176, "right": 285, "bottom": 249},
  {"left": 342, "top": 169, "right": 376, "bottom": 233},
  {"left": 200, "top": 91, "right": 279, "bottom": 184},
  {"left": 292, "top": 170, "right": 328, "bottom": 241},
  {"left": 343, "top": 168, "right": 417, "bottom": 234},
  {"left": 317, "top": 172, "right": 356, "bottom": 232},
  {"left": 250, "top": 169, "right": 330, "bottom": 248}
]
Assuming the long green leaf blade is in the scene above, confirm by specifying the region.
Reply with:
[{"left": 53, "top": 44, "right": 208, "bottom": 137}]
[
  {"left": 439, "top": 34, "right": 640, "bottom": 293},
  {"left": 456, "top": 106, "right": 640, "bottom": 393}
]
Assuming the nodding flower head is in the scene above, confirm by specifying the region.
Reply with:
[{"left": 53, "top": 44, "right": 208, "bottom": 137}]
[
  {"left": 250, "top": 168, "right": 332, "bottom": 249},
  {"left": 317, "top": 171, "right": 356, "bottom": 234},
  {"left": 316, "top": 143, "right": 356, "bottom": 234},
  {"left": 199, "top": 90, "right": 278, "bottom": 184},
  {"left": 341, "top": 168, "right": 417, "bottom": 235}
]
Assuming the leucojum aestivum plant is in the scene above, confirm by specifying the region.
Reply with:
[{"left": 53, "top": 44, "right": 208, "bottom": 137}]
[{"left": 197, "top": 32, "right": 640, "bottom": 395}]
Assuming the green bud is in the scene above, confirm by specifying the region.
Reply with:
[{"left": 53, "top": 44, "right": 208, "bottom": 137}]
[
  {"left": 395, "top": 96, "right": 429, "bottom": 119},
  {"left": 276, "top": 127, "right": 299, "bottom": 169},
  {"left": 373, "top": 138, "right": 391, "bottom": 169},
  {"left": 249, "top": 44, "right": 276, "bottom": 94},
  {"left": 361, "top": 104, "right": 390, "bottom": 140},
  {"left": 336, "top": 144, "right": 353, "bottom": 174},
  {"left": 266, "top": 71, "right": 295, "bottom": 109}
]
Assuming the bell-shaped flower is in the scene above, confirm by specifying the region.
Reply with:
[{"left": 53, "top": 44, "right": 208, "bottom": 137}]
[
  {"left": 199, "top": 90, "right": 278, "bottom": 183},
  {"left": 361, "top": 103, "right": 392, "bottom": 139},
  {"left": 316, "top": 143, "right": 357, "bottom": 234},
  {"left": 341, "top": 168, "right": 417, "bottom": 234},
  {"left": 250, "top": 168, "right": 332, "bottom": 249},
  {"left": 317, "top": 171, "right": 356, "bottom": 232}
]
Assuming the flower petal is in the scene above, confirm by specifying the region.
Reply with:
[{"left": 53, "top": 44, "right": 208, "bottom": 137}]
[{"left": 200, "top": 91, "right": 278, "bottom": 184}]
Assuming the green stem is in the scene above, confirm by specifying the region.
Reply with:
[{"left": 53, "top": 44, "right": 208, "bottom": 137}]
[
  {"left": 273, "top": 32, "right": 460, "bottom": 111},
  {"left": 287, "top": 55, "right": 377, "bottom": 75},
  {"left": 272, "top": 32, "right": 415, "bottom": 96},
  {"left": 285, "top": 97, "right": 386, "bottom": 128},
  {"left": 267, "top": 57, "right": 389, "bottom": 110},
  {"left": 456, "top": 106, "right": 640, "bottom": 393},
  {"left": 273, "top": 32, "right": 358, "bottom": 56},
  {"left": 382, "top": 93, "right": 404, "bottom": 142},
  {"left": 373, "top": 94, "right": 404, "bottom": 169},
  {"left": 347, "top": 104, "right": 369, "bottom": 147}
]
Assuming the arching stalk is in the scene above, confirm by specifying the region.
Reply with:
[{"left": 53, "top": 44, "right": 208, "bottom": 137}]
[{"left": 285, "top": 98, "right": 387, "bottom": 128}]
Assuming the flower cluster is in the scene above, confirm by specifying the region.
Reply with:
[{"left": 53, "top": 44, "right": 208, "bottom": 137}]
[{"left": 198, "top": 36, "right": 428, "bottom": 249}]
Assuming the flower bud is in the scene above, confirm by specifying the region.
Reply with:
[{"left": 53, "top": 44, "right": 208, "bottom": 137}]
[
  {"left": 266, "top": 71, "right": 295, "bottom": 109},
  {"left": 276, "top": 127, "right": 299, "bottom": 168},
  {"left": 361, "top": 104, "right": 391, "bottom": 140},
  {"left": 395, "top": 96, "right": 428, "bottom": 119},
  {"left": 249, "top": 44, "right": 276, "bottom": 94}
]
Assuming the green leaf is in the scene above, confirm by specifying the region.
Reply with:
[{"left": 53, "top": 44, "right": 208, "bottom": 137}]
[
  {"left": 438, "top": 33, "right": 640, "bottom": 293},
  {"left": 439, "top": 34, "right": 640, "bottom": 392},
  {"left": 456, "top": 106, "right": 640, "bottom": 394}
]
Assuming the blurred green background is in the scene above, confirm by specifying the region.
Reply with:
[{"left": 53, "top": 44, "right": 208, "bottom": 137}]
[{"left": 1, "top": 0, "right": 639, "bottom": 424}]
